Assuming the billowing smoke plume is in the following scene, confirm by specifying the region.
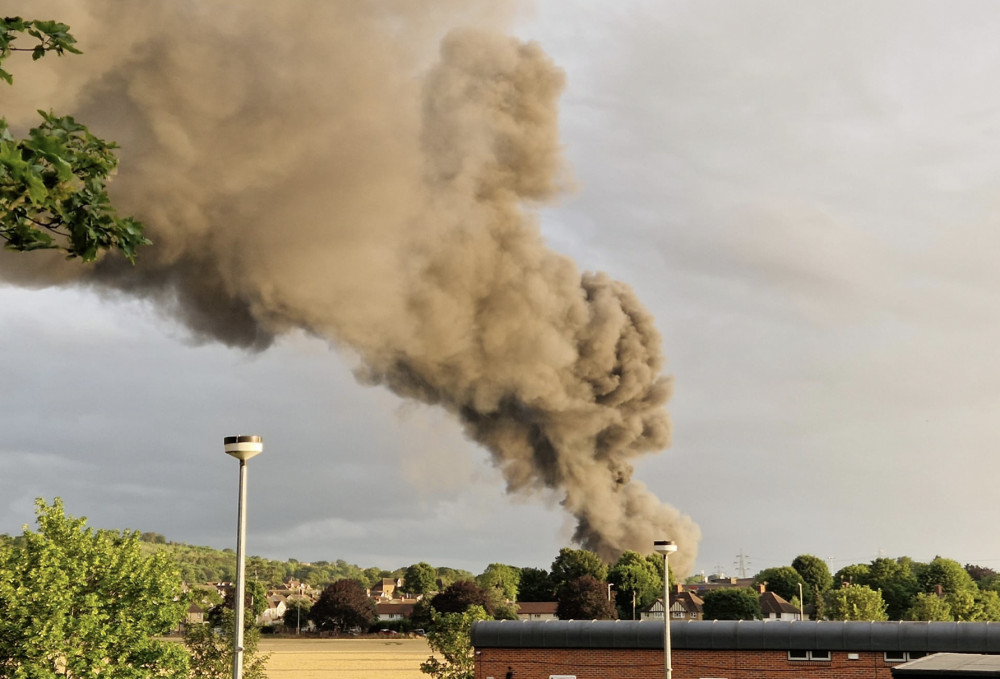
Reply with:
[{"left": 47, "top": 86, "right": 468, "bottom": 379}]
[{"left": 2, "top": 1, "right": 700, "bottom": 572}]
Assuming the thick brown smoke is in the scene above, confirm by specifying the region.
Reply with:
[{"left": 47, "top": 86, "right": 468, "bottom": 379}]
[{"left": 2, "top": 1, "right": 700, "bottom": 572}]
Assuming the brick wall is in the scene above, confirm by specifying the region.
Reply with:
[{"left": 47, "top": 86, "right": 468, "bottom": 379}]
[{"left": 476, "top": 648, "right": 903, "bottom": 679}]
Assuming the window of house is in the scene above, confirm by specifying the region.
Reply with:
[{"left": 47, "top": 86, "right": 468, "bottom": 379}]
[
  {"left": 885, "top": 652, "right": 927, "bottom": 663},
  {"left": 788, "top": 650, "right": 831, "bottom": 661}
]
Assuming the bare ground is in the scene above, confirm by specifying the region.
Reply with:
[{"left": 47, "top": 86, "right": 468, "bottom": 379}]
[{"left": 259, "top": 637, "right": 432, "bottom": 679}]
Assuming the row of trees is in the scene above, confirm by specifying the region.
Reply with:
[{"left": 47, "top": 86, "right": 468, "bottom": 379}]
[
  {"left": 398, "top": 547, "right": 671, "bottom": 623},
  {"left": 133, "top": 535, "right": 478, "bottom": 592},
  {"left": 135, "top": 536, "right": 1000, "bottom": 625},
  {"left": 127, "top": 541, "right": 669, "bottom": 625},
  {"left": 706, "top": 553, "right": 1000, "bottom": 622}
]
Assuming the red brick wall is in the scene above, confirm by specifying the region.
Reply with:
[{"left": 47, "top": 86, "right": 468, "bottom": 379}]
[{"left": 476, "top": 648, "right": 902, "bottom": 679}]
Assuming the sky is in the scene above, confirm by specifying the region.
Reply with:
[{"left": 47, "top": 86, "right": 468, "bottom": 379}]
[{"left": 3, "top": 0, "right": 1000, "bottom": 580}]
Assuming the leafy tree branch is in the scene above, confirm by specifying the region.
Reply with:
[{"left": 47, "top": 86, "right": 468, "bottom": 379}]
[{"left": 0, "top": 16, "right": 149, "bottom": 262}]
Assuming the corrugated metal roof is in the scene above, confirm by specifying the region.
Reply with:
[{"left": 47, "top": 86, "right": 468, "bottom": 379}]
[{"left": 471, "top": 620, "right": 1000, "bottom": 652}]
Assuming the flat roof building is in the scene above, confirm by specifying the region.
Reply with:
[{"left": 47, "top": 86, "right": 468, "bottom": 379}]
[{"left": 472, "top": 620, "right": 1000, "bottom": 679}]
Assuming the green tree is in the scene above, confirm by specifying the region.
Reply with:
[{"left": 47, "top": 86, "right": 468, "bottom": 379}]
[
  {"left": 647, "top": 553, "right": 676, "bottom": 591},
  {"left": 209, "top": 579, "right": 267, "bottom": 627},
  {"left": 0, "top": 498, "right": 189, "bottom": 678},
  {"left": 824, "top": 585, "right": 888, "bottom": 621},
  {"left": 556, "top": 575, "right": 616, "bottom": 620},
  {"left": 973, "top": 590, "right": 1000, "bottom": 621},
  {"left": 866, "top": 557, "right": 919, "bottom": 621},
  {"left": 905, "top": 592, "right": 953, "bottom": 621},
  {"left": 409, "top": 598, "right": 435, "bottom": 631},
  {"left": 184, "top": 609, "right": 269, "bottom": 679},
  {"left": 435, "top": 567, "right": 475, "bottom": 590},
  {"left": 0, "top": 17, "right": 149, "bottom": 261},
  {"left": 753, "top": 566, "right": 805, "bottom": 604},
  {"left": 282, "top": 599, "right": 313, "bottom": 632},
  {"left": 309, "top": 579, "right": 377, "bottom": 632},
  {"left": 919, "top": 557, "right": 977, "bottom": 596},
  {"left": 701, "top": 588, "right": 762, "bottom": 620},
  {"left": 792, "top": 554, "right": 833, "bottom": 593},
  {"left": 966, "top": 564, "right": 1000, "bottom": 592},
  {"left": 405, "top": 562, "right": 439, "bottom": 597},
  {"left": 791, "top": 553, "right": 832, "bottom": 616},
  {"left": 476, "top": 563, "right": 520, "bottom": 602},
  {"left": 609, "top": 550, "right": 662, "bottom": 620},
  {"left": 945, "top": 590, "right": 981, "bottom": 621},
  {"left": 550, "top": 548, "right": 607, "bottom": 590},
  {"left": 431, "top": 580, "right": 493, "bottom": 616},
  {"left": 420, "top": 606, "right": 490, "bottom": 679},
  {"left": 360, "top": 567, "right": 385, "bottom": 589},
  {"left": 834, "top": 563, "right": 870, "bottom": 587},
  {"left": 518, "top": 567, "right": 554, "bottom": 602}
]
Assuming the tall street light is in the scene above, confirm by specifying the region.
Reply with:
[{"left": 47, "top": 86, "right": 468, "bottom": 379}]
[
  {"left": 224, "top": 435, "right": 263, "bottom": 679},
  {"left": 654, "top": 540, "right": 678, "bottom": 679},
  {"left": 297, "top": 583, "right": 303, "bottom": 635}
]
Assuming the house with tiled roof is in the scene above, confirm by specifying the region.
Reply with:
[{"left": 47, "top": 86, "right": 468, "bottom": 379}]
[
  {"left": 517, "top": 602, "right": 558, "bottom": 621},
  {"left": 259, "top": 593, "right": 287, "bottom": 626},
  {"left": 376, "top": 601, "right": 416, "bottom": 622},
  {"left": 370, "top": 578, "right": 403, "bottom": 600},
  {"left": 186, "top": 602, "right": 205, "bottom": 625},
  {"left": 642, "top": 589, "right": 704, "bottom": 622},
  {"left": 759, "top": 590, "right": 804, "bottom": 621}
]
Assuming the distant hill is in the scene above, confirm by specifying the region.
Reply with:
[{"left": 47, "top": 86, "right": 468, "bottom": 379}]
[{"left": 135, "top": 532, "right": 473, "bottom": 589}]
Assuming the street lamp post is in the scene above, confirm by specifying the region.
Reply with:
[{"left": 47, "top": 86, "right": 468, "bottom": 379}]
[
  {"left": 297, "top": 583, "right": 303, "bottom": 635},
  {"left": 224, "top": 435, "right": 263, "bottom": 679},
  {"left": 654, "top": 540, "right": 678, "bottom": 679}
]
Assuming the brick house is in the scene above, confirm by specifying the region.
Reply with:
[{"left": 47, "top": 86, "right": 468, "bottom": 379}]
[{"left": 471, "top": 619, "right": 1000, "bottom": 679}]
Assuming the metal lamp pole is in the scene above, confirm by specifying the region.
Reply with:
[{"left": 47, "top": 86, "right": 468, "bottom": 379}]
[
  {"left": 297, "top": 584, "right": 303, "bottom": 635},
  {"left": 224, "top": 435, "right": 263, "bottom": 679},
  {"left": 654, "top": 540, "right": 678, "bottom": 679}
]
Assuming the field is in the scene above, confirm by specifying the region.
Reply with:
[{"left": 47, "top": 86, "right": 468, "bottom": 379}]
[{"left": 259, "top": 638, "right": 433, "bottom": 679}]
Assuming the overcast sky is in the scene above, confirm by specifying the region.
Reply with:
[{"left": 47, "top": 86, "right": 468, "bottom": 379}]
[{"left": 3, "top": 1, "right": 1000, "bottom": 580}]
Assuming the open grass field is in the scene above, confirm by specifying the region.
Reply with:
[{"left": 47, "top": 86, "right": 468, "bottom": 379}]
[{"left": 259, "top": 638, "right": 432, "bottom": 679}]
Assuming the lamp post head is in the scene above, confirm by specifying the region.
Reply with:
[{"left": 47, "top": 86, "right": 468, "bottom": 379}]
[
  {"left": 224, "top": 435, "right": 263, "bottom": 462},
  {"left": 653, "top": 540, "right": 678, "bottom": 556}
]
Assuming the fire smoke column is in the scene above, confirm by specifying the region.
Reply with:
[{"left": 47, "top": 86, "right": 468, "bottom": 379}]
[
  {"left": 0, "top": 3, "right": 701, "bottom": 571},
  {"left": 360, "top": 30, "right": 701, "bottom": 572}
]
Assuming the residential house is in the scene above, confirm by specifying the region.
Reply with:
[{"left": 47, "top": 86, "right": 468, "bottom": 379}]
[
  {"left": 369, "top": 578, "right": 403, "bottom": 601},
  {"left": 258, "top": 593, "right": 287, "bottom": 626},
  {"left": 517, "top": 602, "right": 558, "bottom": 621},
  {"left": 376, "top": 601, "right": 416, "bottom": 622},
  {"left": 186, "top": 603, "right": 205, "bottom": 625},
  {"left": 642, "top": 586, "right": 704, "bottom": 622},
  {"left": 759, "top": 590, "right": 803, "bottom": 620}
]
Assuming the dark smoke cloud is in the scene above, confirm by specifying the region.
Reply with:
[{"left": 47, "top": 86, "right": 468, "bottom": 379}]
[{"left": 2, "top": 1, "right": 700, "bottom": 572}]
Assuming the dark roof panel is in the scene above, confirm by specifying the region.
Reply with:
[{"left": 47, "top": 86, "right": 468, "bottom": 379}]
[{"left": 471, "top": 620, "right": 1000, "bottom": 652}]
